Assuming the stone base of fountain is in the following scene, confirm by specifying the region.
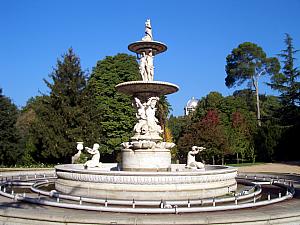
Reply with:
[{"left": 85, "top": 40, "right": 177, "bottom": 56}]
[
  {"left": 55, "top": 164, "right": 237, "bottom": 201},
  {"left": 122, "top": 148, "right": 171, "bottom": 171}
]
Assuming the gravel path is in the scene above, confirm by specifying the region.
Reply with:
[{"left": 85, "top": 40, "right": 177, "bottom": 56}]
[{"left": 237, "top": 162, "right": 300, "bottom": 175}]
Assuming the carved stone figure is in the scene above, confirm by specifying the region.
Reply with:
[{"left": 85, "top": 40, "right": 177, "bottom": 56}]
[
  {"left": 132, "top": 96, "right": 162, "bottom": 139},
  {"left": 138, "top": 50, "right": 154, "bottom": 81},
  {"left": 145, "top": 97, "right": 162, "bottom": 135},
  {"left": 145, "top": 50, "right": 154, "bottom": 81},
  {"left": 84, "top": 143, "right": 102, "bottom": 169},
  {"left": 187, "top": 146, "right": 206, "bottom": 169},
  {"left": 133, "top": 97, "right": 148, "bottom": 135},
  {"left": 142, "top": 19, "right": 153, "bottom": 41},
  {"left": 139, "top": 52, "right": 147, "bottom": 80}
]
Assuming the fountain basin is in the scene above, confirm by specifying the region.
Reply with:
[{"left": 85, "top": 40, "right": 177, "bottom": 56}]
[
  {"left": 55, "top": 164, "right": 237, "bottom": 200},
  {"left": 115, "top": 81, "right": 179, "bottom": 97}
]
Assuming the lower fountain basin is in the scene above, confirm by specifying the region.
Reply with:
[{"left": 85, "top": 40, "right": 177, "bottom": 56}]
[{"left": 55, "top": 164, "right": 237, "bottom": 200}]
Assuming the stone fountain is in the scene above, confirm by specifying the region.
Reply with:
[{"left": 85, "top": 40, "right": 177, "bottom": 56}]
[
  {"left": 116, "top": 19, "right": 178, "bottom": 172},
  {"left": 55, "top": 19, "right": 237, "bottom": 201}
]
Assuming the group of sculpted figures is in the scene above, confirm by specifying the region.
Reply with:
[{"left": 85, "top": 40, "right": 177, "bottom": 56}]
[
  {"left": 139, "top": 19, "right": 154, "bottom": 81},
  {"left": 133, "top": 96, "right": 162, "bottom": 138}
]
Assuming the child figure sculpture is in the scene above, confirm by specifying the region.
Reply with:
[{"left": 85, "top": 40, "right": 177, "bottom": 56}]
[
  {"left": 187, "top": 146, "right": 206, "bottom": 169},
  {"left": 84, "top": 143, "right": 102, "bottom": 169}
]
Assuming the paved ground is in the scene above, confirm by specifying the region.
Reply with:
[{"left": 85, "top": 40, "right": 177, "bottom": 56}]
[
  {"left": 0, "top": 163, "right": 300, "bottom": 224},
  {"left": 237, "top": 162, "right": 300, "bottom": 175}
]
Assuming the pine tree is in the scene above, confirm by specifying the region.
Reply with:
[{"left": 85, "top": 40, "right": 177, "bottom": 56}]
[
  {"left": 31, "top": 48, "right": 88, "bottom": 163},
  {"left": 225, "top": 42, "right": 280, "bottom": 126},
  {"left": 270, "top": 34, "right": 300, "bottom": 106},
  {"left": 269, "top": 34, "right": 300, "bottom": 125},
  {"left": 0, "top": 88, "right": 21, "bottom": 165}
]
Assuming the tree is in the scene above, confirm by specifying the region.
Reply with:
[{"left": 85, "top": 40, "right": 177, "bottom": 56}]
[
  {"left": 230, "top": 111, "right": 252, "bottom": 163},
  {"left": 16, "top": 97, "right": 41, "bottom": 165},
  {"left": 177, "top": 109, "right": 230, "bottom": 164},
  {"left": 168, "top": 115, "right": 190, "bottom": 144},
  {"left": 0, "top": 88, "right": 21, "bottom": 165},
  {"left": 30, "top": 48, "right": 88, "bottom": 163},
  {"left": 268, "top": 34, "right": 300, "bottom": 125},
  {"left": 157, "top": 95, "right": 171, "bottom": 141},
  {"left": 270, "top": 34, "right": 300, "bottom": 106},
  {"left": 225, "top": 42, "right": 280, "bottom": 126},
  {"left": 86, "top": 53, "right": 140, "bottom": 161}
]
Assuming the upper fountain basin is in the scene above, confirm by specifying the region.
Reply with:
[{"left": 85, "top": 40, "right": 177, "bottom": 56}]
[{"left": 115, "top": 80, "right": 179, "bottom": 96}]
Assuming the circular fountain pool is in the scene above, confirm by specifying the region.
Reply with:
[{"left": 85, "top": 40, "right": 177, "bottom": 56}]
[{"left": 55, "top": 163, "right": 237, "bottom": 200}]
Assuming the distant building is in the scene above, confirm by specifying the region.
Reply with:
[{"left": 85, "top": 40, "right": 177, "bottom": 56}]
[{"left": 184, "top": 97, "right": 199, "bottom": 116}]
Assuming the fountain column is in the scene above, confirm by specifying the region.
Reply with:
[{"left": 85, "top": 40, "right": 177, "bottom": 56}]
[{"left": 116, "top": 19, "right": 179, "bottom": 171}]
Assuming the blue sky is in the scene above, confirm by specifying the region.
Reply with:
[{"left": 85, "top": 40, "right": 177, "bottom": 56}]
[{"left": 0, "top": 0, "right": 299, "bottom": 116}]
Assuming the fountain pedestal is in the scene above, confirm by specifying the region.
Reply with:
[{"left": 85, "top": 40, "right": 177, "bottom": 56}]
[{"left": 122, "top": 148, "right": 171, "bottom": 171}]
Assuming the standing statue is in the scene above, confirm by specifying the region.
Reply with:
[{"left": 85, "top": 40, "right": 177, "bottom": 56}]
[
  {"left": 187, "top": 146, "right": 206, "bottom": 169},
  {"left": 84, "top": 143, "right": 102, "bottom": 169},
  {"left": 139, "top": 52, "right": 147, "bottom": 81},
  {"left": 142, "top": 19, "right": 153, "bottom": 41},
  {"left": 145, "top": 50, "right": 154, "bottom": 81},
  {"left": 138, "top": 50, "right": 154, "bottom": 81}
]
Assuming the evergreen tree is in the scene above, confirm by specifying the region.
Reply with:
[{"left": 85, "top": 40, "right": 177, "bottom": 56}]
[
  {"left": 86, "top": 53, "right": 140, "bottom": 161},
  {"left": 30, "top": 48, "right": 88, "bottom": 163},
  {"left": 269, "top": 34, "right": 300, "bottom": 124},
  {"left": 225, "top": 42, "right": 280, "bottom": 126},
  {"left": 0, "top": 88, "right": 21, "bottom": 165},
  {"left": 270, "top": 34, "right": 300, "bottom": 107}
]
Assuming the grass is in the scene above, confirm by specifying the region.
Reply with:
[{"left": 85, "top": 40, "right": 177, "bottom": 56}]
[{"left": 226, "top": 162, "right": 266, "bottom": 167}]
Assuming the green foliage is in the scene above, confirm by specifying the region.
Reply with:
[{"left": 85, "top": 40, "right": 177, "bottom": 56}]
[
  {"left": 86, "top": 53, "right": 140, "bottom": 159},
  {"left": 268, "top": 34, "right": 300, "bottom": 127},
  {"left": 255, "top": 121, "right": 284, "bottom": 162},
  {"left": 225, "top": 42, "right": 280, "bottom": 126},
  {"left": 174, "top": 91, "right": 261, "bottom": 164},
  {"left": 0, "top": 88, "right": 21, "bottom": 166},
  {"left": 168, "top": 115, "right": 190, "bottom": 144},
  {"left": 157, "top": 95, "right": 171, "bottom": 141},
  {"left": 177, "top": 109, "right": 229, "bottom": 164},
  {"left": 225, "top": 42, "right": 280, "bottom": 88},
  {"left": 269, "top": 34, "right": 300, "bottom": 107},
  {"left": 29, "top": 48, "right": 88, "bottom": 164}
]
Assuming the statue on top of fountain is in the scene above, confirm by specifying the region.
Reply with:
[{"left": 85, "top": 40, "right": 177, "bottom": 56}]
[
  {"left": 133, "top": 96, "right": 162, "bottom": 140},
  {"left": 187, "top": 146, "right": 206, "bottom": 169},
  {"left": 142, "top": 19, "right": 153, "bottom": 41}
]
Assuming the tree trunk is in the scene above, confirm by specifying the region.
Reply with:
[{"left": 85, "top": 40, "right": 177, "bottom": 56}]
[
  {"left": 212, "top": 155, "right": 215, "bottom": 165},
  {"left": 236, "top": 153, "right": 239, "bottom": 164},
  {"left": 221, "top": 156, "right": 224, "bottom": 165},
  {"left": 252, "top": 76, "right": 261, "bottom": 126}
]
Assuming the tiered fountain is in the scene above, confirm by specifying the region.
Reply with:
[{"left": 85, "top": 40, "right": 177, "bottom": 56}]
[
  {"left": 55, "top": 19, "right": 237, "bottom": 201},
  {"left": 0, "top": 21, "right": 296, "bottom": 223}
]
